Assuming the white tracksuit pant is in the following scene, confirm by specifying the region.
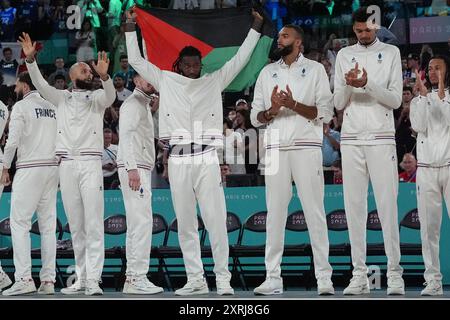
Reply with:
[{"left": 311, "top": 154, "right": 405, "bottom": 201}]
[
  {"left": 416, "top": 166, "right": 450, "bottom": 282},
  {"left": 118, "top": 167, "right": 153, "bottom": 277},
  {"left": 168, "top": 149, "right": 231, "bottom": 283},
  {"left": 341, "top": 144, "right": 403, "bottom": 277},
  {"left": 264, "top": 148, "right": 332, "bottom": 280},
  {"left": 59, "top": 159, "right": 104, "bottom": 282},
  {"left": 10, "top": 166, "right": 58, "bottom": 282}
]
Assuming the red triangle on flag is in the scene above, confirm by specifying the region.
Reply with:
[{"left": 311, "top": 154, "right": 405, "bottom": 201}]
[{"left": 135, "top": 7, "right": 214, "bottom": 71}]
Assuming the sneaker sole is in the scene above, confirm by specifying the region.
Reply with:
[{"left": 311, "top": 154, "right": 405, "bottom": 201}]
[
  {"left": 421, "top": 291, "right": 443, "bottom": 296},
  {"left": 387, "top": 288, "right": 405, "bottom": 295},
  {"left": 175, "top": 288, "right": 209, "bottom": 296},
  {"left": 60, "top": 289, "right": 85, "bottom": 295},
  {"left": 85, "top": 291, "right": 103, "bottom": 296},
  {"left": 38, "top": 290, "right": 55, "bottom": 295},
  {"left": 2, "top": 289, "right": 37, "bottom": 296},
  {"left": 343, "top": 287, "right": 370, "bottom": 295},
  {"left": 254, "top": 289, "right": 283, "bottom": 296},
  {"left": 0, "top": 279, "right": 12, "bottom": 290},
  {"left": 318, "top": 288, "right": 335, "bottom": 296},
  {"left": 123, "top": 287, "right": 164, "bottom": 295},
  {"left": 217, "top": 290, "right": 235, "bottom": 296}
]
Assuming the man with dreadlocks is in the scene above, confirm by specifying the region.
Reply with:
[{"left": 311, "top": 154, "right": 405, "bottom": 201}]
[
  {"left": 124, "top": 8, "right": 263, "bottom": 296},
  {"left": 410, "top": 55, "right": 450, "bottom": 296}
]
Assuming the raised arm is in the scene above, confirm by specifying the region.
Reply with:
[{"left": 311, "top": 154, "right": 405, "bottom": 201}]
[
  {"left": 20, "top": 33, "right": 64, "bottom": 106},
  {"left": 217, "top": 10, "right": 263, "bottom": 90},
  {"left": 91, "top": 51, "right": 116, "bottom": 111},
  {"left": 123, "top": 9, "right": 162, "bottom": 91}
]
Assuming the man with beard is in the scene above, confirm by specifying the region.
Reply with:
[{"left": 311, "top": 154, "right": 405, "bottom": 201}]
[
  {"left": 333, "top": 7, "right": 404, "bottom": 295},
  {"left": 0, "top": 100, "right": 12, "bottom": 293},
  {"left": 19, "top": 32, "right": 116, "bottom": 295},
  {"left": 0, "top": 72, "right": 58, "bottom": 296},
  {"left": 124, "top": 8, "right": 263, "bottom": 296},
  {"left": 410, "top": 55, "right": 450, "bottom": 296},
  {"left": 117, "top": 74, "right": 163, "bottom": 295},
  {"left": 250, "top": 24, "right": 334, "bottom": 296}
]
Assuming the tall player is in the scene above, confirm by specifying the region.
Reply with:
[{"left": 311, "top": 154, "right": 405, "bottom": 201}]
[
  {"left": 333, "top": 7, "right": 404, "bottom": 295},
  {"left": 20, "top": 33, "right": 116, "bottom": 295}
]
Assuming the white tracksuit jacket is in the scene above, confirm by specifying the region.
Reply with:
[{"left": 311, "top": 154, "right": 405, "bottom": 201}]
[
  {"left": 3, "top": 91, "right": 57, "bottom": 169},
  {"left": 334, "top": 38, "right": 403, "bottom": 145},
  {"left": 117, "top": 88, "right": 155, "bottom": 171},
  {"left": 250, "top": 54, "right": 334, "bottom": 150},
  {"left": 0, "top": 101, "right": 9, "bottom": 168},
  {"left": 125, "top": 29, "right": 261, "bottom": 147},
  {"left": 26, "top": 60, "right": 116, "bottom": 159}
]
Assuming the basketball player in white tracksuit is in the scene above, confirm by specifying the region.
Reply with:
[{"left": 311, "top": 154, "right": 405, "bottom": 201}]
[
  {"left": 333, "top": 8, "right": 404, "bottom": 295},
  {"left": 1, "top": 72, "right": 58, "bottom": 296},
  {"left": 20, "top": 33, "right": 116, "bottom": 295},
  {"left": 410, "top": 56, "right": 450, "bottom": 296},
  {"left": 251, "top": 25, "right": 334, "bottom": 296},
  {"left": 0, "top": 100, "right": 12, "bottom": 293},
  {"left": 124, "top": 9, "right": 263, "bottom": 295},
  {"left": 117, "top": 74, "right": 164, "bottom": 295}
]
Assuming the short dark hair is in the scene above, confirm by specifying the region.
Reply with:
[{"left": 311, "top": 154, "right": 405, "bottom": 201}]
[
  {"left": 55, "top": 57, "right": 64, "bottom": 61},
  {"left": 103, "top": 127, "right": 113, "bottom": 133},
  {"left": 17, "top": 72, "right": 36, "bottom": 91},
  {"left": 403, "top": 86, "right": 413, "bottom": 94},
  {"left": 172, "top": 46, "right": 202, "bottom": 74},
  {"left": 2, "top": 47, "right": 12, "bottom": 54},
  {"left": 119, "top": 55, "right": 128, "bottom": 61},
  {"left": 283, "top": 24, "right": 304, "bottom": 40},
  {"left": 54, "top": 74, "right": 66, "bottom": 81},
  {"left": 352, "top": 7, "right": 373, "bottom": 24}
]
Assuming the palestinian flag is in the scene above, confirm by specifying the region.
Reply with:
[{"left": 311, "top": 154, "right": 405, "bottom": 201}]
[{"left": 134, "top": 6, "right": 274, "bottom": 92}]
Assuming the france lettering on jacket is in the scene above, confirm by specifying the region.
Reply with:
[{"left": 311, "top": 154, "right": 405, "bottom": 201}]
[{"left": 35, "top": 107, "right": 56, "bottom": 119}]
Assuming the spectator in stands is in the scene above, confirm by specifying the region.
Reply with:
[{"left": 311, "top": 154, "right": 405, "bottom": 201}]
[
  {"left": 223, "top": 118, "right": 246, "bottom": 174},
  {"left": 92, "top": 75, "right": 103, "bottom": 90},
  {"left": 404, "top": 53, "right": 419, "bottom": 86},
  {"left": 107, "top": 0, "right": 123, "bottom": 58},
  {"left": 36, "top": 0, "right": 53, "bottom": 38},
  {"left": 331, "top": 159, "right": 343, "bottom": 184},
  {"left": 51, "top": 0, "right": 69, "bottom": 32},
  {"left": 0, "top": 0, "right": 17, "bottom": 41},
  {"left": 48, "top": 57, "right": 69, "bottom": 85},
  {"left": 219, "top": 163, "right": 231, "bottom": 187},
  {"left": 102, "top": 127, "right": 119, "bottom": 190},
  {"left": 322, "top": 122, "right": 340, "bottom": 167},
  {"left": 419, "top": 51, "right": 433, "bottom": 81},
  {"left": 320, "top": 56, "right": 334, "bottom": 92},
  {"left": 172, "top": 0, "right": 199, "bottom": 10},
  {"left": 0, "top": 72, "right": 11, "bottom": 104},
  {"left": 75, "top": 19, "right": 96, "bottom": 62},
  {"left": 53, "top": 73, "right": 67, "bottom": 90},
  {"left": 77, "top": 0, "right": 103, "bottom": 31},
  {"left": 234, "top": 109, "right": 257, "bottom": 174},
  {"left": 235, "top": 98, "right": 248, "bottom": 111},
  {"left": 113, "top": 74, "right": 132, "bottom": 101},
  {"left": 395, "top": 86, "right": 416, "bottom": 164},
  {"left": 112, "top": 25, "right": 127, "bottom": 73},
  {"left": 227, "top": 108, "right": 236, "bottom": 122},
  {"left": 114, "top": 55, "right": 135, "bottom": 91},
  {"left": 0, "top": 47, "right": 19, "bottom": 86},
  {"left": 324, "top": 33, "right": 340, "bottom": 76},
  {"left": 398, "top": 153, "right": 417, "bottom": 183},
  {"left": 15, "top": 0, "right": 39, "bottom": 37}
]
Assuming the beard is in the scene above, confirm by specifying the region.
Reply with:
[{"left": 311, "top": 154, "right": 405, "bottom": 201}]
[
  {"left": 16, "top": 92, "right": 24, "bottom": 101},
  {"left": 75, "top": 79, "right": 94, "bottom": 90},
  {"left": 273, "top": 43, "right": 294, "bottom": 58}
]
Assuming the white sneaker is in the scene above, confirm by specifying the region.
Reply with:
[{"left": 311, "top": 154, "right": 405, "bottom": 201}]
[
  {"left": 216, "top": 281, "right": 234, "bottom": 296},
  {"left": 2, "top": 278, "right": 37, "bottom": 296},
  {"left": 317, "top": 277, "right": 335, "bottom": 295},
  {"left": 123, "top": 276, "right": 164, "bottom": 295},
  {"left": 85, "top": 280, "right": 103, "bottom": 296},
  {"left": 343, "top": 275, "right": 370, "bottom": 295},
  {"left": 175, "top": 278, "right": 209, "bottom": 296},
  {"left": 253, "top": 278, "right": 283, "bottom": 296},
  {"left": 0, "top": 270, "right": 12, "bottom": 291},
  {"left": 60, "top": 280, "right": 86, "bottom": 295},
  {"left": 421, "top": 280, "right": 443, "bottom": 296},
  {"left": 38, "top": 282, "right": 55, "bottom": 295},
  {"left": 387, "top": 275, "right": 405, "bottom": 295}
]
